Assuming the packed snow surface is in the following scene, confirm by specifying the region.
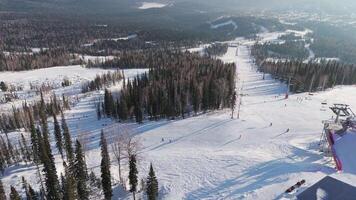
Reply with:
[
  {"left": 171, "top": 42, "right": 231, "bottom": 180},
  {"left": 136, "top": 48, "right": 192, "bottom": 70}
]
[
  {"left": 2, "top": 31, "right": 356, "bottom": 199},
  {"left": 138, "top": 2, "right": 167, "bottom": 9}
]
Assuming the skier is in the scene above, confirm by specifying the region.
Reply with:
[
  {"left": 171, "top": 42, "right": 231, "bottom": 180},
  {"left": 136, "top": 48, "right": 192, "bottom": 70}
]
[
  {"left": 270, "top": 122, "right": 273, "bottom": 127},
  {"left": 286, "top": 128, "right": 290, "bottom": 133}
]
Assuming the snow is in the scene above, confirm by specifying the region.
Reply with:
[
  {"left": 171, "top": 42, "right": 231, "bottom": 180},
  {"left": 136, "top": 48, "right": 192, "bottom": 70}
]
[
  {"left": 333, "top": 130, "right": 356, "bottom": 174},
  {"left": 2, "top": 30, "right": 356, "bottom": 199},
  {"left": 138, "top": 2, "right": 167, "bottom": 9},
  {"left": 210, "top": 20, "right": 238, "bottom": 30}
]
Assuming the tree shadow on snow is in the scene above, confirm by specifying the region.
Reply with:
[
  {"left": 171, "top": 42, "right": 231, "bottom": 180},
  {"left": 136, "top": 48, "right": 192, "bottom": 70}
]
[{"left": 185, "top": 146, "right": 335, "bottom": 199}]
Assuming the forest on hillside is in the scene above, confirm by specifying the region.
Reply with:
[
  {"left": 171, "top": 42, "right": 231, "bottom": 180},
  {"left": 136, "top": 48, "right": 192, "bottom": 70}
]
[{"left": 95, "top": 50, "right": 236, "bottom": 122}]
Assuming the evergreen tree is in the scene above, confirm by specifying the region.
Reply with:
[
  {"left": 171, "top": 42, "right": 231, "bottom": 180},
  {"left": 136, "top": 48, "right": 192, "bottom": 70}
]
[
  {"left": 28, "top": 185, "right": 38, "bottom": 200},
  {"left": 61, "top": 111, "right": 74, "bottom": 162},
  {"left": 39, "top": 92, "right": 51, "bottom": 158},
  {"left": 0, "top": 180, "right": 6, "bottom": 200},
  {"left": 21, "top": 133, "right": 31, "bottom": 162},
  {"left": 75, "top": 140, "right": 89, "bottom": 200},
  {"left": 146, "top": 163, "right": 158, "bottom": 200},
  {"left": 38, "top": 128, "right": 61, "bottom": 200},
  {"left": 28, "top": 111, "right": 39, "bottom": 163},
  {"left": 129, "top": 154, "right": 138, "bottom": 200},
  {"left": 62, "top": 162, "right": 77, "bottom": 200},
  {"left": 100, "top": 130, "right": 112, "bottom": 200},
  {"left": 9, "top": 186, "right": 21, "bottom": 200},
  {"left": 53, "top": 114, "right": 63, "bottom": 157}
]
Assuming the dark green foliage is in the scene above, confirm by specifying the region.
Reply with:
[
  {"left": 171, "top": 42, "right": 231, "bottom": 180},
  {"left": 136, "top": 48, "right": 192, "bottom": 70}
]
[
  {"left": 252, "top": 41, "right": 309, "bottom": 60},
  {"left": 129, "top": 155, "right": 138, "bottom": 200},
  {"left": 104, "top": 89, "right": 114, "bottom": 117},
  {"left": 53, "top": 114, "right": 63, "bottom": 157},
  {"left": 204, "top": 43, "right": 228, "bottom": 57},
  {"left": 81, "top": 71, "right": 122, "bottom": 93},
  {"left": 100, "top": 131, "right": 112, "bottom": 200},
  {"left": 62, "top": 162, "right": 77, "bottom": 200},
  {"left": 61, "top": 112, "right": 74, "bottom": 163},
  {"left": 28, "top": 185, "right": 38, "bottom": 200},
  {"left": 252, "top": 57, "right": 356, "bottom": 93},
  {"left": 28, "top": 111, "right": 40, "bottom": 164},
  {"left": 37, "top": 128, "right": 61, "bottom": 200},
  {"left": 75, "top": 140, "right": 89, "bottom": 200},
  {"left": 146, "top": 163, "right": 158, "bottom": 200},
  {"left": 100, "top": 50, "right": 235, "bottom": 121},
  {"left": 0, "top": 81, "right": 7, "bottom": 92},
  {"left": 9, "top": 186, "right": 20, "bottom": 200}
]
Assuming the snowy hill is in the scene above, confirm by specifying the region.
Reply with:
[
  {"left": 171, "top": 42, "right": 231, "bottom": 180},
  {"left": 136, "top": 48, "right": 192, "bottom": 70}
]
[{"left": 2, "top": 31, "right": 356, "bottom": 199}]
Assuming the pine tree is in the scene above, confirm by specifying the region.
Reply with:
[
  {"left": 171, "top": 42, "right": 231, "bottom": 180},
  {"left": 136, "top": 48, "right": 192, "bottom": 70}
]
[
  {"left": 53, "top": 114, "right": 63, "bottom": 157},
  {"left": 0, "top": 180, "right": 6, "bottom": 200},
  {"left": 9, "top": 186, "right": 21, "bottom": 200},
  {"left": 28, "top": 185, "right": 38, "bottom": 200},
  {"left": 38, "top": 128, "right": 61, "bottom": 200},
  {"left": 62, "top": 162, "right": 77, "bottom": 200},
  {"left": 61, "top": 111, "right": 74, "bottom": 162},
  {"left": 39, "top": 92, "right": 51, "bottom": 159},
  {"left": 129, "top": 154, "right": 138, "bottom": 200},
  {"left": 146, "top": 163, "right": 158, "bottom": 200},
  {"left": 28, "top": 111, "right": 39, "bottom": 163},
  {"left": 75, "top": 140, "right": 89, "bottom": 200},
  {"left": 100, "top": 130, "right": 112, "bottom": 200},
  {"left": 21, "top": 133, "right": 31, "bottom": 162}
]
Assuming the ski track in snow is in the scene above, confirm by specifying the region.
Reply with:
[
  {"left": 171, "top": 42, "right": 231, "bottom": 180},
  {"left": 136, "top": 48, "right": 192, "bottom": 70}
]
[{"left": 2, "top": 31, "right": 356, "bottom": 199}]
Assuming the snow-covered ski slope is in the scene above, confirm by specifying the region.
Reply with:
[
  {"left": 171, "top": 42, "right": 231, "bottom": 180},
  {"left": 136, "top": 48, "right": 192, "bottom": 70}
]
[
  {"left": 2, "top": 31, "right": 356, "bottom": 199},
  {"left": 138, "top": 34, "right": 356, "bottom": 199}
]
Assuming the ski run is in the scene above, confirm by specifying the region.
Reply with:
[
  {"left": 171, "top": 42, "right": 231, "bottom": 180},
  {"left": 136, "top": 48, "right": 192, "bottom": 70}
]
[{"left": 2, "top": 30, "right": 356, "bottom": 199}]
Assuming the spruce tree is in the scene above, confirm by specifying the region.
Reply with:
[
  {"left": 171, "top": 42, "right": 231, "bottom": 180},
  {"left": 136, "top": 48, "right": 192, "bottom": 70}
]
[
  {"left": 75, "top": 140, "right": 89, "bottom": 200},
  {"left": 0, "top": 179, "right": 6, "bottom": 200},
  {"left": 100, "top": 130, "right": 112, "bottom": 200},
  {"left": 53, "top": 114, "right": 63, "bottom": 157},
  {"left": 21, "top": 133, "right": 31, "bottom": 162},
  {"left": 61, "top": 112, "right": 74, "bottom": 162},
  {"left": 28, "top": 111, "right": 39, "bottom": 163},
  {"left": 38, "top": 128, "right": 61, "bottom": 200},
  {"left": 146, "top": 163, "right": 158, "bottom": 200},
  {"left": 129, "top": 154, "right": 138, "bottom": 200},
  {"left": 9, "top": 186, "right": 21, "bottom": 200},
  {"left": 62, "top": 162, "right": 77, "bottom": 200},
  {"left": 28, "top": 185, "right": 38, "bottom": 200}
]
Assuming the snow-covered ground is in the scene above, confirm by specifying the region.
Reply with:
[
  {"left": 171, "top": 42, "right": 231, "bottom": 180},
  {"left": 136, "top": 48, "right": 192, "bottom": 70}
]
[
  {"left": 210, "top": 20, "right": 238, "bottom": 30},
  {"left": 138, "top": 2, "right": 167, "bottom": 9},
  {"left": 2, "top": 31, "right": 356, "bottom": 199}
]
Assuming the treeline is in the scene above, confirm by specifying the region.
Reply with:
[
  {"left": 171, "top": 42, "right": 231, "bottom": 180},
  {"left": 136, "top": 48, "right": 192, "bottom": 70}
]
[
  {"left": 0, "top": 93, "right": 70, "bottom": 133},
  {"left": 81, "top": 70, "right": 123, "bottom": 93},
  {"left": 0, "top": 49, "right": 81, "bottom": 71},
  {"left": 252, "top": 41, "right": 309, "bottom": 60},
  {"left": 256, "top": 59, "right": 356, "bottom": 92},
  {"left": 0, "top": 93, "right": 160, "bottom": 200},
  {"left": 204, "top": 43, "right": 228, "bottom": 57},
  {"left": 98, "top": 50, "right": 235, "bottom": 122}
]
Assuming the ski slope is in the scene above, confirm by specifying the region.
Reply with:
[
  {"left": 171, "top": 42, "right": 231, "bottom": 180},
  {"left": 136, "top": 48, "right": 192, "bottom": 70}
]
[
  {"left": 137, "top": 35, "right": 356, "bottom": 199},
  {"left": 2, "top": 31, "right": 356, "bottom": 199}
]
